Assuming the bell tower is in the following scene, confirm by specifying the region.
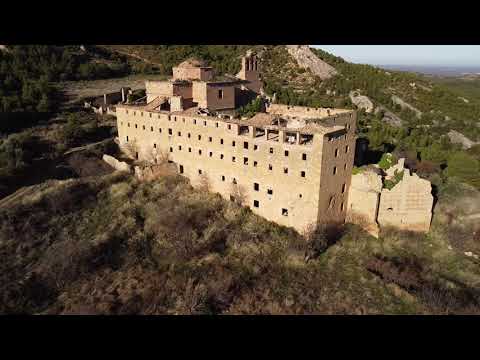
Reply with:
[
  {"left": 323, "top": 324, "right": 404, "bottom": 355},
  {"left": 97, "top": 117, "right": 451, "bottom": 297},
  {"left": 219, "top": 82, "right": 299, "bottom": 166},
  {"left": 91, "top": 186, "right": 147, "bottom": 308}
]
[{"left": 238, "top": 51, "right": 262, "bottom": 93}]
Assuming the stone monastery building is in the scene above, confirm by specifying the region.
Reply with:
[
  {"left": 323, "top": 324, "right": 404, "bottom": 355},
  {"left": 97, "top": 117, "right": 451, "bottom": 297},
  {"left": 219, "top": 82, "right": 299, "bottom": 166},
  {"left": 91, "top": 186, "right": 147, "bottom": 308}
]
[{"left": 116, "top": 52, "right": 357, "bottom": 233}]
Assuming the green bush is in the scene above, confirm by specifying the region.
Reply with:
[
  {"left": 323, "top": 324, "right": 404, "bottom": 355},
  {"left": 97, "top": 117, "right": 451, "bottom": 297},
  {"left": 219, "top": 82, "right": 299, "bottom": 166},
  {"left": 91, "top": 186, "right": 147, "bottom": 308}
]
[
  {"left": 444, "top": 152, "right": 480, "bottom": 189},
  {"left": 378, "top": 153, "right": 394, "bottom": 170}
]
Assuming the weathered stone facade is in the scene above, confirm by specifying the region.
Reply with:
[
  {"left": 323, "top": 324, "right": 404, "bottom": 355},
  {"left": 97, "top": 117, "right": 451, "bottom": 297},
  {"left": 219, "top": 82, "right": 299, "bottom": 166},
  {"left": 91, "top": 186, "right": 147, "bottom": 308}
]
[
  {"left": 116, "top": 105, "right": 356, "bottom": 233},
  {"left": 114, "top": 56, "right": 357, "bottom": 233}
]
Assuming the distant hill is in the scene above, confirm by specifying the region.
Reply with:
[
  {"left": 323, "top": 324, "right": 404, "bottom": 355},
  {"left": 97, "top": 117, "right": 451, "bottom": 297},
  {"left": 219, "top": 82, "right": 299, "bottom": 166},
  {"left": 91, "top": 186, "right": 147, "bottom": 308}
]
[{"left": 379, "top": 65, "right": 480, "bottom": 77}]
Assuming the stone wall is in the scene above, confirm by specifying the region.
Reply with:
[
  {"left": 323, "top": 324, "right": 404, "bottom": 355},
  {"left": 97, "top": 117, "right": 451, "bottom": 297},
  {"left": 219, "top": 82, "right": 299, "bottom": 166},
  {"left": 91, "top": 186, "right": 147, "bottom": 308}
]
[
  {"left": 146, "top": 81, "right": 175, "bottom": 103},
  {"left": 191, "top": 82, "right": 236, "bottom": 111}
]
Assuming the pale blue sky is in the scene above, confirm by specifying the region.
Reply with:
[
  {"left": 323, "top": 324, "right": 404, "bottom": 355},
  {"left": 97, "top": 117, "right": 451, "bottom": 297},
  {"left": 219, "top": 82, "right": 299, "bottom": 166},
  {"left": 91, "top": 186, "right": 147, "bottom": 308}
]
[{"left": 312, "top": 45, "right": 480, "bottom": 66}]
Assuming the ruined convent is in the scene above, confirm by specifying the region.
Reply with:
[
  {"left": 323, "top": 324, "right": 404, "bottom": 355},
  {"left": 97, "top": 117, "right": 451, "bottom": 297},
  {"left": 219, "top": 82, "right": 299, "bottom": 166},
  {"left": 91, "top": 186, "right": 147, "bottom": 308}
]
[{"left": 115, "top": 52, "right": 357, "bottom": 233}]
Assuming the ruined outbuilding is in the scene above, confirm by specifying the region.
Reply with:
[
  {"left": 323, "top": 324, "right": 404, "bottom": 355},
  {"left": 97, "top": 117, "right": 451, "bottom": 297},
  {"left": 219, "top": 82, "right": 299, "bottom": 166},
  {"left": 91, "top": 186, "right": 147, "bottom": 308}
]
[
  {"left": 347, "top": 159, "right": 434, "bottom": 237},
  {"left": 377, "top": 169, "right": 434, "bottom": 232}
]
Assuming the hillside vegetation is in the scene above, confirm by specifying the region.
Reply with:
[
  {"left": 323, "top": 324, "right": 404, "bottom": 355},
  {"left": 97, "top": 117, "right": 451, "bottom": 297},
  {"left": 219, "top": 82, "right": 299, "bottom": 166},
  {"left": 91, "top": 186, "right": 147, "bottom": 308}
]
[
  {"left": 1, "top": 45, "right": 480, "bottom": 314},
  {"left": 1, "top": 171, "right": 479, "bottom": 315}
]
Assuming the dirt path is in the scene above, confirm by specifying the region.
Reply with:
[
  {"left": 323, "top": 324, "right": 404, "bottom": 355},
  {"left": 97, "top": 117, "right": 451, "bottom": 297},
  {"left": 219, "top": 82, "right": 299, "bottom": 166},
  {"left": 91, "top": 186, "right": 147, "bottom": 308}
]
[{"left": 107, "top": 48, "right": 163, "bottom": 68}]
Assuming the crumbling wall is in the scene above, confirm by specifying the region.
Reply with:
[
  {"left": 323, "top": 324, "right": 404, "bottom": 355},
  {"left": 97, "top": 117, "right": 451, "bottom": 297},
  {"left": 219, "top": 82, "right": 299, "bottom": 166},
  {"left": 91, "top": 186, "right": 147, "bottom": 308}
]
[
  {"left": 267, "top": 104, "right": 347, "bottom": 119},
  {"left": 377, "top": 170, "right": 433, "bottom": 232},
  {"left": 146, "top": 81, "right": 175, "bottom": 103},
  {"left": 346, "top": 159, "right": 434, "bottom": 236}
]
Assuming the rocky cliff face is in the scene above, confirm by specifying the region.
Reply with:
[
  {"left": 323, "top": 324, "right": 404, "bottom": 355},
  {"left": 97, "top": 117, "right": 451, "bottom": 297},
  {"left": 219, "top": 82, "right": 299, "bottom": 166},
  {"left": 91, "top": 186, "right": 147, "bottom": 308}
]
[{"left": 286, "top": 45, "right": 337, "bottom": 80}]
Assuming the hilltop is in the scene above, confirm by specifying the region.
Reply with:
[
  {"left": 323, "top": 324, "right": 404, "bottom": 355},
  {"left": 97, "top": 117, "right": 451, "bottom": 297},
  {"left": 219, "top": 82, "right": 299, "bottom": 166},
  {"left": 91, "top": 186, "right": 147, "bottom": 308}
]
[{"left": 1, "top": 45, "right": 480, "bottom": 315}]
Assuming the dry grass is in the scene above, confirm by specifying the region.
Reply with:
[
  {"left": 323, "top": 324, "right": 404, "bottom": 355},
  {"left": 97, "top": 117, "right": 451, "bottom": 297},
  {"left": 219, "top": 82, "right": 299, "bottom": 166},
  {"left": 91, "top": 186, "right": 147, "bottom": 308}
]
[{"left": 1, "top": 170, "right": 480, "bottom": 315}]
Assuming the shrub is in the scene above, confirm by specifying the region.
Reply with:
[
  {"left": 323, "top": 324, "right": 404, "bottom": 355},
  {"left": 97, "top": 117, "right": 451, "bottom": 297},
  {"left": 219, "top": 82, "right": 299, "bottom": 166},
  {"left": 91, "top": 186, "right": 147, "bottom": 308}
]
[{"left": 378, "top": 153, "right": 394, "bottom": 170}]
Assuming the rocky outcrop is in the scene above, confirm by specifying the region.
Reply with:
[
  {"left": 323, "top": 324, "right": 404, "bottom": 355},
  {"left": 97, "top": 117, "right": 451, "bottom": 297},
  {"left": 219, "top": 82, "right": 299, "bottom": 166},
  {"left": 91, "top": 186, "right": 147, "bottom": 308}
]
[
  {"left": 102, "top": 154, "right": 131, "bottom": 172},
  {"left": 349, "top": 91, "right": 374, "bottom": 113},
  {"left": 447, "top": 130, "right": 479, "bottom": 150},
  {"left": 285, "top": 45, "right": 337, "bottom": 80},
  {"left": 391, "top": 95, "right": 422, "bottom": 118},
  {"left": 375, "top": 106, "right": 403, "bottom": 127}
]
